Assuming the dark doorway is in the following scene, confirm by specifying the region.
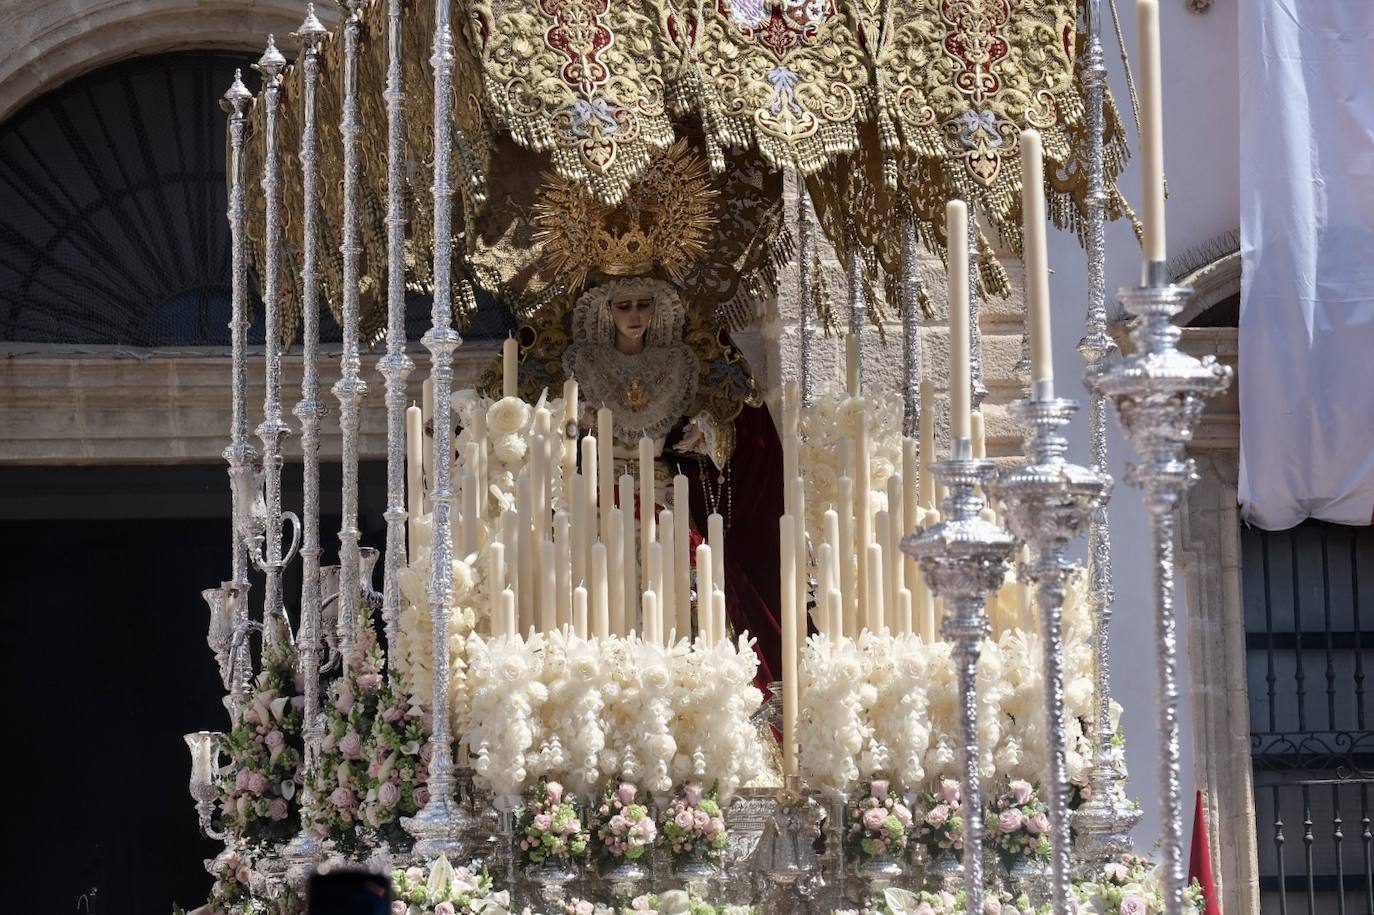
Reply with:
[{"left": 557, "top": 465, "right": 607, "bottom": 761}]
[{"left": 0, "top": 462, "right": 387, "bottom": 914}]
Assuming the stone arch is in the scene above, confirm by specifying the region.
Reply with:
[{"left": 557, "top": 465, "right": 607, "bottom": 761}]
[{"left": 0, "top": 1, "right": 336, "bottom": 125}]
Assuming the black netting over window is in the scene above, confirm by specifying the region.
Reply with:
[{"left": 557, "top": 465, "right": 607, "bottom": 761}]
[{"left": 0, "top": 51, "right": 513, "bottom": 348}]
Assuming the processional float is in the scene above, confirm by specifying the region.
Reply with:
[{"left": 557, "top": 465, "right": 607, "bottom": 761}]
[{"left": 184, "top": 1, "right": 1229, "bottom": 913}]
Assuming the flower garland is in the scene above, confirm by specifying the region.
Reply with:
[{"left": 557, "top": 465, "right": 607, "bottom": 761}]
[
  {"left": 218, "top": 638, "right": 304, "bottom": 845},
  {"left": 843, "top": 779, "right": 913, "bottom": 862},
  {"left": 358, "top": 674, "right": 430, "bottom": 846},
  {"left": 518, "top": 779, "right": 590, "bottom": 867},
  {"left": 659, "top": 782, "right": 727, "bottom": 865},
  {"left": 988, "top": 779, "right": 1051, "bottom": 868},
  {"left": 591, "top": 782, "right": 657, "bottom": 866}
]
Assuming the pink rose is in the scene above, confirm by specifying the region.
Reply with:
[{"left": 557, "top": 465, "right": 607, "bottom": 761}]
[
  {"left": 405, "top": 867, "right": 425, "bottom": 884},
  {"left": 545, "top": 781, "right": 564, "bottom": 806},
  {"left": 998, "top": 809, "right": 1024, "bottom": 834},
  {"left": 684, "top": 783, "right": 703, "bottom": 806},
  {"left": 322, "top": 733, "right": 337, "bottom": 753},
  {"left": 1028, "top": 812, "right": 1049, "bottom": 834},
  {"left": 706, "top": 817, "right": 723, "bottom": 837},
  {"left": 235, "top": 768, "right": 251, "bottom": 791},
  {"left": 268, "top": 798, "right": 289, "bottom": 820},
  {"left": 1103, "top": 862, "right": 1129, "bottom": 883},
  {"left": 939, "top": 779, "right": 962, "bottom": 805},
  {"left": 265, "top": 730, "right": 285, "bottom": 749},
  {"left": 336, "top": 690, "right": 354, "bottom": 714},
  {"left": 893, "top": 804, "right": 913, "bottom": 827},
  {"left": 925, "top": 804, "right": 950, "bottom": 828},
  {"left": 357, "top": 672, "right": 383, "bottom": 692},
  {"left": 617, "top": 783, "right": 637, "bottom": 805},
  {"left": 291, "top": 695, "right": 306, "bottom": 711},
  {"left": 246, "top": 771, "right": 269, "bottom": 796},
  {"left": 870, "top": 780, "right": 889, "bottom": 801},
  {"left": 1119, "top": 896, "right": 1147, "bottom": 915},
  {"left": 863, "top": 807, "right": 887, "bottom": 832},
  {"left": 382, "top": 706, "right": 402, "bottom": 723},
  {"left": 420, "top": 742, "right": 434, "bottom": 765},
  {"left": 434, "top": 903, "right": 456, "bottom": 915},
  {"left": 637, "top": 819, "right": 658, "bottom": 842},
  {"left": 391, "top": 903, "right": 406, "bottom": 915},
  {"left": 984, "top": 898, "right": 1003, "bottom": 915},
  {"left": 1009, "top": 780, "right": 1033, "bottom": 806},
  {"left": 365, "top": 805, "right": 382, "bottom": 828},
  {"left": 415, "top": 787, "right": 430, "bottom": 806},
  {"left": 533, "top": 813, "right": 552, "bottom": 832},
  {"left": 675, "top": 810, "right": 695, "bottom": 831},
  {"left": 235, "top": 866, "right": 252, "bottom": 885},
  {"left": 611, "top": 814, "right": 629, "bottom": 833},
  {"left": 378, "top": 781, "right": 401, "bottom": 807},
  {"left": 339, "top": 732, "right": 363, "bottom": 758},
  {"left": 576, "top": 902, "right": 595, "bottom": 915},
  {"left": 330, "top": 786, "right": 355, "bottom": 810}
]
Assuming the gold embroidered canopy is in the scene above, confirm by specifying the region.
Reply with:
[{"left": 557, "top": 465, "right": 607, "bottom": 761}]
[{"left": 240, "top": 0, "right": 1137, "bottom": 343}]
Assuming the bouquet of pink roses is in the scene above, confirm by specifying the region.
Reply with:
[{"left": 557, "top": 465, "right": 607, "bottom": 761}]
[
  {"left": 988, "top": 779, "right": 1051, "bottom": 868},
  {"left": 358, "top": 674, "right": 430, "bottom": 847},
  {"left": 912, "top": 778, "right": 965, "bottom": 860},
  {"left": 592, "top": 782, "right": 657, "bottom": 865},
  {"left": 218, "top": 639, "right": 304, "bottom": 844},
  {"left": 518, "top": 779, "right": 590, "bottom": 867},
  {"left": 843, "top": 779, "right": 913, "bottom": 861},
  {"left": 658, "top": 782, "right": 727, "bottom": 865}
]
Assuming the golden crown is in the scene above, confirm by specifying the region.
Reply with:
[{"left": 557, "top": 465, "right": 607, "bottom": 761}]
[{"left": 533, "top": 139, "right": 717, "bottom": 290}]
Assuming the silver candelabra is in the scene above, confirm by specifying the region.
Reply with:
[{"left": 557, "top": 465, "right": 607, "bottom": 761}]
[
  {"left": 990, "top": 384, "right": 1110, "bottom": 915},
  {"left": 1093, "top": 261, "right": 1232, "bottom": 915},
  {"left": 902, "top": 441, "right": 1015, "bottom": 915}
]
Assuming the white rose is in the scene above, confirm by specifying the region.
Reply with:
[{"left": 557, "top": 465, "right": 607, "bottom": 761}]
[
  {"left": 491, "top": 433, "right": 527, "bottom": 465},
  {"left": 487, "top": 396, "right": 531, "bottom": 436}
]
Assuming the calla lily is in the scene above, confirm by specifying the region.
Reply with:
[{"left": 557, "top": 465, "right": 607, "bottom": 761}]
[
  {"left": 426, "top": 855, "right": 454, "bottom": 898},
  {"left": 655, "top": 890, "right": 692, "bottom": 914},
  {"left": 885, "top": 888, "right": 924, "bottom": 914},
  {"left": 270, "top": 696, "right": 291, "bottom": 722},
  {"left": 279, "top": 779, "right": 295, "bottom": 801}
]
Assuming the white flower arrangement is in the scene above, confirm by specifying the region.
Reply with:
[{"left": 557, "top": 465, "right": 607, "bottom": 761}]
[
  {"left": 799, "top": 633, "right": 869, "bottom": 794},
  {"left": 667, "top": 634, "right": 765, "bottom": 800},
  {"left": 464, "top": 631, "right": 547, "bottom": 800},
  {"left": 797, "top": 388, "right": 905, "bottom": 543},
  {"left": 538, "top": 629, "right": 608, "bottom": 795}
]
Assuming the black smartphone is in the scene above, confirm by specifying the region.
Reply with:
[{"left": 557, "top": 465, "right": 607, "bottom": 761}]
[{"left": 307, "top": 869, "right": 392, "bottom": 915}]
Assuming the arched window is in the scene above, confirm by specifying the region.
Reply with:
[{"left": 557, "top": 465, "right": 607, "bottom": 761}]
[{"left": 0, "top": 51, "right": 511, "bottom": 348}]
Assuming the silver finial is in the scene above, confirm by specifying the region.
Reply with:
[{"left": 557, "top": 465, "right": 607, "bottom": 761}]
[
  {"left": 294, "top": 3, "right": 329, "bottom": 44},
  {"left": 255, "top": 35, "right": 287, "bottom": 79},
  {"left": 221, "top": 69, "right": 252, "bottom": 111}
]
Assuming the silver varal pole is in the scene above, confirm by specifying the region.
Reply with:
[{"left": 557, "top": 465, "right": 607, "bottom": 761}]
[
  {"left": 901, "top": 219, "right": 923, "bottom": 437},
  {"left": 847, "top": 229, "right": 865, "bottom": 393},
  {"left": 221, "top": 69, "right": 257, "bottom": 718},
  {"left": 334, "top": 0, "right": 369, "bottom": 671},
  {"left": 403, "top": 0, "right": 474, "bottom": 858},
  {"left": 282, "top": 2, "right": 330, "bottom": 881},
  {"left": 967, "top": 213, "right": 988, "bottom": 410},
  {"left": 797, "top": 175, "right": 815, "bottom": 407},
  {"left": 379, "top": 0, "right": 415, "bottom": 657},
  {"left": 990, "top": 383, "right": 1110, "bottom": 915},
  {"left": 1072, "top": 0, "right": 1142, "bottom": 868},
  {"left": 1094, "top": 261, "right": 1231, "bottom": 915},
  {"left": 902, "top": 439, "right": 1015, "bottom": 915},
  {"left": 254, "top": 36, "right": 293, "bottom": 652}
]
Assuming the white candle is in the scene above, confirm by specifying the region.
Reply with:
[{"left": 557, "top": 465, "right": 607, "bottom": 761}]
[
  {"left": 707, "top": 512, "right": 725, "bottom": 594},
  {"left": 817, "top": 542, "right": 833, "bottom": 638},
  {"left": 571, "top": 472, "right": 587, "bottom": 588},
  {"left": 609, "top": 506, "right": 626, "bottom": 636},
  {"left": 573, "top": 586, "right": 588, "bottom": 639},
  {"left": 421, "top": 378, "right": 435, "bottom": 512},
  {"left": 530, "top": 431, "right": 547, "bottom": 542},
  {"left": 1018, "top": 544, "right": 1035, "bottom": 631},
  {"left": 555, "top": 511, "right": 572, "bottom": 629},
  {"left": 867, "top": 543, "right": 885, "bottom": 634},
  {"left": 696, "top": 543, "right": 713, "bottom": 642},
  {"left": 855, "top": 417, "right": 871, "bottom": 627},
  {"left": 712, "top": 588, "right": 727, "bottom": 646},
  {"left": 897, "top": 587, "right": 913, "bottom": 637},
  {"left": 918, "top": 382, "right": 936, "bottom": 510},
  {"left": 501, "top": 509, "right": 518, "bottom": 612},
  {"left": 639, "top": 437, "right": 655, "bottom": 593},
  {"left": 582, "top": 434, "right": 598, "bottom": 544},
  {"left": 539, "top": 538, "right": 556, "bottom": 634},
  {"left": 502, "top": 336, "right": 518, "bottom": 397},
  {"left": 462, "top": 467, "right": 479, "bottom": 557},
  {"left": 562, "top": 379, "right": 579, "bottom": 486},
  {"left": 1138, "top": 0, "right": 1167, "bottom": 268},
  {"left": 660, "top": 511, "right": 677, "bottom": 640},
  {"left": 947, "top": 200, "right": 971, "bottom": 446},
  {"left": 1020, "top": 129, "right": 1055, "bottom": 389},
  {"left": 619, "top": 475, "right": 638, "bottom": 631},
  {"left": 887, "top": 475, "right": 904, "bottom": 598},
  {"left": 845, "top": 333, "right": 861, "bottom": 396},
  {"left": 971, "top": 412, "right": 986, "bottom": 461},
  {"left": 500, "top": 587, "right": 516, "bottom": 639},
  {"left": 597, "top": 408, "right": 614, "bottom": 539},
  {"left": 517, "top": 474, "right": 534, "bottom": 633},
  {"left": 592, "top": 542, "right": 610, "bottom": 640},
  {"left": 673, "top": 475, "right": 691, "bottom": 638},
  {"left": 782, "top": 383, "right": 799, "bottom": 516},
  {"left": 489, "top": 541, "right": 505, "bottom": 633},
  {"left": 780, "top": 513, "right": 799, "bottom": 776},
  {"left": 876, "top": 509, "right": 894, "bottom": 623},
  {"left": 837, "top": 475, "right": 857, "bottom": 637},
  {"left": 406, "top": 403, "right": 424, "bottom": 552},
  {"left": 643, "top": 589, "right": 660, "bottom": 646},
  {"left": 828, "top": 587, "right": 844, "bottom": 641}
]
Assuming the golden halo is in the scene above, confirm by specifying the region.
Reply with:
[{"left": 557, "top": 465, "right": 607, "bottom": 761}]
[{"left": 532, "top": 139, "right": 717, "bottom": 291}]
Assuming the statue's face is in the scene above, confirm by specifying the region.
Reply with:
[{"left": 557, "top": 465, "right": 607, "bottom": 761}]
[{"left": 610, "top": 293, "right": 656, "bottom": 352}]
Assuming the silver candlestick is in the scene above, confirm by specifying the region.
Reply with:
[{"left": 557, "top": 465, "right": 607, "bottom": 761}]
[
  {"left": 1093, "top": 262, "right": 1232, "bottom": 915},
  {"left": 253, "top": 35, "right": 295, "bottom": 654},
  {"left": 282, "top": 3, "right": 331, "bottom": 886},
  {"left": 901, "top": 442, "right": 1015, "bottom": 915},
  {"left": 334, "top": 0, "right": 369, "bottom": 672},
  {"left": 901, "top": 219, "right": 924, "bottom": 438},
  {"left": 221, "top": 69, "right": 257, "bottom": 721},
  {"left": 989, "top": 386, "right": 1110, "bottom": 915},
  {"left": 403, "top": 0, "right": 474, "bottom": 859},
  {"left": 797, "top": 176, "right": 816, "bottom": 408},
  {"left": 1071, "top": 0, "right": 1141, "bottom": 869}
]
